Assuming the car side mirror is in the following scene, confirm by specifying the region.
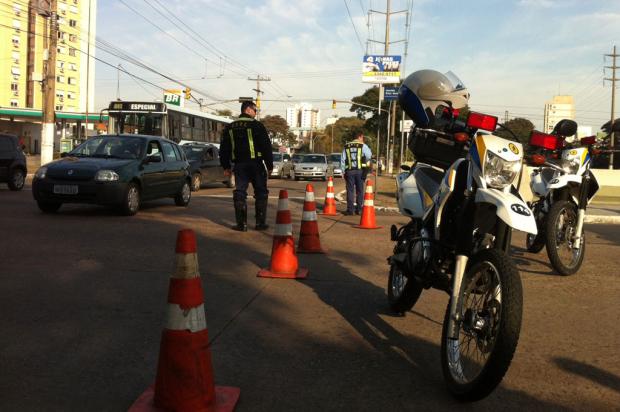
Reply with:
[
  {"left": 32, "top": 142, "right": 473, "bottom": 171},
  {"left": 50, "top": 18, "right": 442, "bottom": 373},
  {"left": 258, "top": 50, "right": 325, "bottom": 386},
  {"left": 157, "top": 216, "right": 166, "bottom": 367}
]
[
  {"left": 401, "top": 164, "right": 411, "bottom": 171},
  {"left": 60, "top": 152, "right": 69, "bottom": 158}
]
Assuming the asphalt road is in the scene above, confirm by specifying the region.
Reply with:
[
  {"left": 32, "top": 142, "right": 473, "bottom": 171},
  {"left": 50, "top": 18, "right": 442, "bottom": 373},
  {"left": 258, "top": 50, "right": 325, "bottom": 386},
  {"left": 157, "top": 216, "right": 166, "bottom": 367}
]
[{"left": 1, "top": 178, "right": 619, "bottom": 411}]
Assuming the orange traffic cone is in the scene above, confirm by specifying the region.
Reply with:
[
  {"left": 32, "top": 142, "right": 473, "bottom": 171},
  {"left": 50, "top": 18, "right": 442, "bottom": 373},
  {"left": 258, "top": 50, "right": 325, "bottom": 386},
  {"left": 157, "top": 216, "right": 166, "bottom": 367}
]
[
  {"left": 320, "top": 176, "right": 338, "bottom": 216},
  {"left": 355, "top": 179, "right": 382, "bottom": 230},
  {"left": 258, "top": 190, "right": 309, "bottom": 279},
  {"left": 129, "top": 229, "right": 240, "bottom": 412},
  {"left": 297, "top": 184, "right": 327, "bottom": 254}
]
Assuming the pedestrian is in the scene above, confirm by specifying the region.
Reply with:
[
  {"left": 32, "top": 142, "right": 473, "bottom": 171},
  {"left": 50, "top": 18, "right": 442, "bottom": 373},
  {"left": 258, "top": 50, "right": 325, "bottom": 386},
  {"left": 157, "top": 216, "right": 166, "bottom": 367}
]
[
  {"left": 341, "top": 129, "right": 372, "bottom": 215},
  {"left": 220, "top": 101, "right": 273, "bottom": 231}
]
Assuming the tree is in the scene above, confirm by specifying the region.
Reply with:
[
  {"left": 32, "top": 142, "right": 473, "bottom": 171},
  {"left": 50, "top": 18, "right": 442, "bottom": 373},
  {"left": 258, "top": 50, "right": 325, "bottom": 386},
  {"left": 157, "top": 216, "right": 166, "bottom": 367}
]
[
  {"left": 261, "top": 115, "right": 290, "bottom": 146},
  {"left": 325, "top": 117, "right": 367, "bottom": 154},
  {"left": 494, "top": 117, "right": 535, "bottom": 145},
  {"left": 215, "top": 109, "right": 233, "bottom": 117}
]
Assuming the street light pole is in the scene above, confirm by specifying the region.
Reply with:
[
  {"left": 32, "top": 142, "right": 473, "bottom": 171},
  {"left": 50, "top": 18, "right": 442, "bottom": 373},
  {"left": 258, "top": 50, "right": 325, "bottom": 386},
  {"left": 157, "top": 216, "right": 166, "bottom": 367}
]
[{"left": 41, "top": 0, "right": 58, "bottom": 166}]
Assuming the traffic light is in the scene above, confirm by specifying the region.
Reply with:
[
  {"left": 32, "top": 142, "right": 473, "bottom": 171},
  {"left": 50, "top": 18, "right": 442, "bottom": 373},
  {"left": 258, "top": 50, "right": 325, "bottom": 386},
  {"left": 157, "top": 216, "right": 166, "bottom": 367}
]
[
  {"left": 256, "top": 97, "right": 261, "bottom": 109},
  {"left": 332, "top": 99, "right": 336, "bottom": 109},
  {"left": 184, "top": 88, "right": 191, "bottom": 100}
]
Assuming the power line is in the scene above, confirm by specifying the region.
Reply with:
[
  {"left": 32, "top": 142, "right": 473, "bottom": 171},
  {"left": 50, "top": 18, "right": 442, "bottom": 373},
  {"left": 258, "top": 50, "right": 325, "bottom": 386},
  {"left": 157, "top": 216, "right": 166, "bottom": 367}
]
[{"left": 343, "top": 0, "right": 365, "bottom": 52}]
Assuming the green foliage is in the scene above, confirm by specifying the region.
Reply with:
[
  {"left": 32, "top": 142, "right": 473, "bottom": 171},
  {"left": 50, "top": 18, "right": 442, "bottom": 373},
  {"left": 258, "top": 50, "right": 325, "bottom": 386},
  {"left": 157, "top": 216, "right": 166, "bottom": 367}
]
[
  {"left": 325, "top": 117, "right": 367, "bottom": 153},
  {"left": 261, "top": 115, "right": 296, "bottom": 147},
  {"left": 495, "top": 117, "right": 535, "bottom": 145}
]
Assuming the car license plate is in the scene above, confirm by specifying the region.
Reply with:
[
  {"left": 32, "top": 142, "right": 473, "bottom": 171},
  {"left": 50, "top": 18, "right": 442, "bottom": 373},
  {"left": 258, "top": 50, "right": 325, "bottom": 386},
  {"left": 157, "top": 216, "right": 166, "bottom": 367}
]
[{"left": 53, "top": 184, "right": 78, "bottom": 195}]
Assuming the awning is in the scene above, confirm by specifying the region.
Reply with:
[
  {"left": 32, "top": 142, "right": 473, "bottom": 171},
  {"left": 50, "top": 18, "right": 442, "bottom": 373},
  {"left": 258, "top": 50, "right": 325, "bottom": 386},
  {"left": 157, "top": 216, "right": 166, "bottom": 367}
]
[{"left": 0, "top": 107, "right": 108, "bottom": 121}]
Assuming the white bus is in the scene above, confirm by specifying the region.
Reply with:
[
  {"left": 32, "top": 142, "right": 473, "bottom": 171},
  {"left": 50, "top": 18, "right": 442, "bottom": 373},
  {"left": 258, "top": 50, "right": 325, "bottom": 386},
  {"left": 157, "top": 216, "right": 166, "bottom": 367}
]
[{"left": 103, "top": 101, "right": 232, "bottom": 144}]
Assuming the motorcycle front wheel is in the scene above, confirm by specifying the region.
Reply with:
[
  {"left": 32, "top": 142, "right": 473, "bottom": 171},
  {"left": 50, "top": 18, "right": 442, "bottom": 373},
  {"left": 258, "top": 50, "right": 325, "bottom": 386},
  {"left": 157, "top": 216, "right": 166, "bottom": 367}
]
[
  {"left": 545, "top": 200, "right": 585, "bottom": 276},
  {"left": 525, "top": 232, "right": 545, "bottom": 253},
  {"left": 387, "top": 263, "right": 423, "bottom": 313},
  {"left": 440, "top": 249, "right": 522, "bottom": 401}
]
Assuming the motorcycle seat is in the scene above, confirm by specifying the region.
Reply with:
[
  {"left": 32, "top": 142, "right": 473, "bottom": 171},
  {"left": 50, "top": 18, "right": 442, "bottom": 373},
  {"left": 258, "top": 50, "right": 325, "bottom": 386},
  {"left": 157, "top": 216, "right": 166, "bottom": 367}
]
[{"left": 416, "top": 167, "right": 444, "bottom": 199}]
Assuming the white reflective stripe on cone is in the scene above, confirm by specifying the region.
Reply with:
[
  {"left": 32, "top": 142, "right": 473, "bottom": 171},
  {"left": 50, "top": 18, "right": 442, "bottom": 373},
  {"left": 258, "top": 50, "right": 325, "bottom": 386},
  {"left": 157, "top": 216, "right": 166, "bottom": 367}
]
[
  {"left": 173, "top": 253, "right": 200, "bottom": 279},
  {"left": 277, "top": 198, "right": 289, "bottom": 211},
  {"left": 165, "top": 303, "right": 207, "bottom": 332},
  {"left": 326, "top": 192, "right": 335, "bottom": 198},
  {"left": 305, "top": 192, "right": 315, "bottom": 202},
  {"left": 365, "top": 186, "right": 374, "bottom": 193},
  {"left": 302, "top": 211, "right": 317, "bottom": 221},
  {"left": 274, "top": 223, "right": 293, "bottom": 236},
  {"left": 364, "top": 199, "right": 374, "bottom": 206}
]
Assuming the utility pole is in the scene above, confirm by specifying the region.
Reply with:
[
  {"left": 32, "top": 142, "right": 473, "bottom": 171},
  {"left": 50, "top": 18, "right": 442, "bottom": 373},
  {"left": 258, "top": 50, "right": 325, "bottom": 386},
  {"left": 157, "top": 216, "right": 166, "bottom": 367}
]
[
  {"left": 248, "top": 75, "right": 270, "bottom": 120},
  {"left": 605, "top": 45, "right": 618, "bottom": 169},
  {"left": 41, "top": 0, "right": 58, "bottom": 166},
  {"left": 368, "top": 0, "right": 409, "bottom": 180}
]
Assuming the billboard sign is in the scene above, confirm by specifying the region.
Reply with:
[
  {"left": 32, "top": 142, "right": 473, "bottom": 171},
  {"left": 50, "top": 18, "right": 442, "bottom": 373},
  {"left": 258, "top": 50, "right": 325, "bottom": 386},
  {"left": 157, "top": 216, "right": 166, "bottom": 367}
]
[
  {"left": 383, "top": 86, "right": 399, "bottom": 101},
  {"left": 164, "top": 90, "right": 183, "bottom": 107},
  {"left": 362, "top": 55, "right": 401, "bottom": 84}
]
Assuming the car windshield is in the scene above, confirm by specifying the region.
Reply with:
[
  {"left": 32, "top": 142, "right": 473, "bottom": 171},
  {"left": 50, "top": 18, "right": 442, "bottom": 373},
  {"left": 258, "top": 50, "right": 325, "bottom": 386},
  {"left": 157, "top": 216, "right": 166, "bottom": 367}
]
[
  {"left": 70, "top": 136, "right": 144, "bottom": 159},
  {"left": 273, "top": 153, "right": 283, "bottom": 161},
  {"left": 302, "top": 154, "right": 326, "bottom": 163},
  {"left": 329, "top": 154, "right": 341, "bottom": 162}
]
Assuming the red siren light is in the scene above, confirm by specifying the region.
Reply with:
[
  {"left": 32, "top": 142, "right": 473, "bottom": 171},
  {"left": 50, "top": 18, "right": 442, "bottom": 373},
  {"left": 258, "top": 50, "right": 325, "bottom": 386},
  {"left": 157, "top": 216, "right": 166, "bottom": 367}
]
[
  {"left": 466, "top": 112, "right": 498, "bottom": 131},
  {"left": 529, "top": 131, "right": 563, "bottom": 150}
]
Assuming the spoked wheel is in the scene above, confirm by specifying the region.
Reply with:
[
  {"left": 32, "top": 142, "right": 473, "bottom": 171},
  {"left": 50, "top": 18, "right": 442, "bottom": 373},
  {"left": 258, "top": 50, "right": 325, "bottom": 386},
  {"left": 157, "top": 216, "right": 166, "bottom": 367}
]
[
  {"left": 8, "top": 168, "right": 25, "bottom": 191},
  {"left": 119, "top": 183, "right": 140, "bottom": 216},
  {"left": 387, "top": 263, "right": 423, "bottom": 313},
  {"left": 441, "top": 249, "right": 522, "bottom": 401},
  {"left": 525, "top": 232, "right": 545, "bottom": 253},
  {"left": 175, "top": 181, "right": 191, "bottom": 206},
  {"left": 545, "top": 200, "right": 585, "bottom": 275}
]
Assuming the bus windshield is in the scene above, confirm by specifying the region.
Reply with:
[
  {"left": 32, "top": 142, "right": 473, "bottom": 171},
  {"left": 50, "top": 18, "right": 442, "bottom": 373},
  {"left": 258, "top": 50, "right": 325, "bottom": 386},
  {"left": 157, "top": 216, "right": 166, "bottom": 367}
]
[{"left": 110, "top": 113, "right": 164, "bottom": 136}]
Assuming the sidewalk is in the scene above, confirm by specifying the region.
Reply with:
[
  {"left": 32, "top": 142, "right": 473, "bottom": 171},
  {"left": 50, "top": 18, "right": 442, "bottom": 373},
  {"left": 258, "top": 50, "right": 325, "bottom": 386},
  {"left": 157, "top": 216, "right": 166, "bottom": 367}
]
[{"left": 338, "top": 173, "right": 620, "bottom": 224}]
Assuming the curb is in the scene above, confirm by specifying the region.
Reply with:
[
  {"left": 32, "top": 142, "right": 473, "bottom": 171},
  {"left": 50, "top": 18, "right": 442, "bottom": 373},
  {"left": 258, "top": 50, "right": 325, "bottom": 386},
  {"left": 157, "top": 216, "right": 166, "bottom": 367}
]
[{"left": 336, "top": 190, "right": 620, "bottom": 224}]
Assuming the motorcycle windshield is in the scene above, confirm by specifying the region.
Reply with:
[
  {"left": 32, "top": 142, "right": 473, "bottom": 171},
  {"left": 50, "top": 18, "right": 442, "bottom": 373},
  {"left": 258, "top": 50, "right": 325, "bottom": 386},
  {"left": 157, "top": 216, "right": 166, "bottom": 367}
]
[{"left": 444, "top": 71, "right": 467, "bottom": 92}]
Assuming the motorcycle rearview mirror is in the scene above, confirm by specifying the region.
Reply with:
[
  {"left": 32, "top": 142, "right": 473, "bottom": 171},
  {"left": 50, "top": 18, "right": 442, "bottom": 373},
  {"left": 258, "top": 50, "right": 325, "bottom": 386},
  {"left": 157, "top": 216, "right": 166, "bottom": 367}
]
[{"left": 400, "top": 164, "right": 411, "bottom": 171}]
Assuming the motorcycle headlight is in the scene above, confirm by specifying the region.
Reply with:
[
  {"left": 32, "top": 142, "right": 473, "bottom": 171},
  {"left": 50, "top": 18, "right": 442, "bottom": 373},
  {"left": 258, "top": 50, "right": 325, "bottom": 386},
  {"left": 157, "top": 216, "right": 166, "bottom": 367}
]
[
  {"left": 561, "top": 158, "right": 580, "bottom": 174},
  {"left": 95, "top": 170, "right": 120, "bottom": 182},
  {"left": 34, "top": 166, "right": 48, "bottom": 179},
  {"left": 484, "top": 152, "right": 521, "bottom": 189}
]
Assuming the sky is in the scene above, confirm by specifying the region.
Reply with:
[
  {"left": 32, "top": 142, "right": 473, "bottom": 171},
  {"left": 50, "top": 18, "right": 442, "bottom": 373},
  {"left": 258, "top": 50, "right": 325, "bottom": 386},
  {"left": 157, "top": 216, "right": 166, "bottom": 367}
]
[{"left": 94, "top": 0, "right": 620, "bottom": 131}]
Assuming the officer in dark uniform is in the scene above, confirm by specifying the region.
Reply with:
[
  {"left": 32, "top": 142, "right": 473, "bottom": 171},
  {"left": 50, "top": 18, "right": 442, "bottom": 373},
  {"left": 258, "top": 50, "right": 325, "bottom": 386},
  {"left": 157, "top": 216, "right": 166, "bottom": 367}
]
[
  {"left": 340, "top": 130, "right": 372, "bottom": 215},
  {"left": 220, "top": 101, "right": 273, "bottom": 231}
]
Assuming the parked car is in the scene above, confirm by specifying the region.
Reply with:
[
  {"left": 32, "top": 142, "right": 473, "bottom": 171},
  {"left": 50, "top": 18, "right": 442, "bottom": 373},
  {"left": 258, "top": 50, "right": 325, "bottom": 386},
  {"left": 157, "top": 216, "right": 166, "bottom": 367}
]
[
  {"left": 328, "top": 152, "right": 343, "bottom": 178},
  {"left": 289, "top": 153, "right": 328, "bottom": 181},
  {"left": 0, "top": 133, "right": 27, "bottom": 191},
  {"left": 270, "top": 152, "right": 292, "bottom": 178},
  {"left": 32, "top": 134, "right": 191, "bottom": 215},
  {"left": 182, "top": 143, "right": 234, "bottom": 190}
]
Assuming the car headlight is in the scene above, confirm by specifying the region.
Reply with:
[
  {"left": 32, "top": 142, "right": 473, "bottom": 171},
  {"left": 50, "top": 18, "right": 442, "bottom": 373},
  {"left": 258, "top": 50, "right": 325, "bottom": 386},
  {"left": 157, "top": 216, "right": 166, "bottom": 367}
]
[
  {"left": 95, "top": 170, "right": 120, "bottom": 182},
  {"left": 34, "top": 166, "right": 48, "bottom": 179},
  {"left": 272, "top": 166, "right": 279, "bottom": 172},
  {"left": 561, "top": 158, "right": 580, "bottom": 174},
  {"left": 484, "top": 152, "right": 521, "bottom": 189}
]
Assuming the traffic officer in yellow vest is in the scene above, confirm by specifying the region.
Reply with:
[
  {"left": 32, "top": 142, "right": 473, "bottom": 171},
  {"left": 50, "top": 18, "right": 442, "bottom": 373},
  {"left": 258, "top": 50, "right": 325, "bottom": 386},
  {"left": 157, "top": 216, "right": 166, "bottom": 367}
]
[
  {"left": 220, "top": 101, "right": 273, "bottom": 231},
  {"left": 340, "top": 129, "right": 372, "bottom": 215}
]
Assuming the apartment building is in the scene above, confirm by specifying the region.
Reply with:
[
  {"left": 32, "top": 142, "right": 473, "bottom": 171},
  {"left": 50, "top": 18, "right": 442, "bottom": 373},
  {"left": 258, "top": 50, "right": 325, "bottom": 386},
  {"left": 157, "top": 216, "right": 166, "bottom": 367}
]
[
  {"left": 0, "top": 0, "right": 97, "bottom": 153},
  {"left": 543, "top": 95, "right": 575, "bottom": 133}
]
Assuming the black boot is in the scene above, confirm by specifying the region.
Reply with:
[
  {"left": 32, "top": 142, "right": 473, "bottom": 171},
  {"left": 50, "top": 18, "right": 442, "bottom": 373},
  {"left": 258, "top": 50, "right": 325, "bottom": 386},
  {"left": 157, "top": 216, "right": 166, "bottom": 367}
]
[
  {"left": 233, "top": 201, "right": 247, "bottom": 232},
  {"left": 255, "top": 198, "right": 269, "bottom": 230}
]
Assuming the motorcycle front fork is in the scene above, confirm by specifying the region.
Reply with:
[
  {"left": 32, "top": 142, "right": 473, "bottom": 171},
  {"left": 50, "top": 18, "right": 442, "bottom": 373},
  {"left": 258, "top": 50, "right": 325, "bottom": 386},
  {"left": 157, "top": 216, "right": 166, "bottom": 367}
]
[
  {"left": 447, "top": 254, "right": 469, "bottom": 340},
  {"left": 572, "top": 173, "right": 591, "bottom": 249}
]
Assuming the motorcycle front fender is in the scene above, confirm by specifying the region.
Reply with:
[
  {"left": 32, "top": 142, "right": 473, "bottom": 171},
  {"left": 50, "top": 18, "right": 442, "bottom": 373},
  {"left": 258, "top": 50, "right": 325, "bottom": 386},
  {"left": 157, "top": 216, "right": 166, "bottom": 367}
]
[
  {"left": 547, "top": 174, "right": 582, "bottom": 190},
  {"left": 475, "top": 188, "right": 538, "bottom": 235}
]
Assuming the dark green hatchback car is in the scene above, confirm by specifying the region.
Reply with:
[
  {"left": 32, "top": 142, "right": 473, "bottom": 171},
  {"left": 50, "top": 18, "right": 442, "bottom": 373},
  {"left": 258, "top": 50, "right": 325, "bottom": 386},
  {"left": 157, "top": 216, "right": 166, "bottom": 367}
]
[{"left": 32, "top": 134, "right": 191, "bottom": 215}]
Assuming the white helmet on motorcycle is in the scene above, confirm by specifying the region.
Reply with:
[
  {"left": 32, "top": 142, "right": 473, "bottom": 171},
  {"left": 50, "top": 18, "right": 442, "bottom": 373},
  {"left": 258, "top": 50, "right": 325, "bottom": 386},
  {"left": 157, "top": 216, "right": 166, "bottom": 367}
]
[{"left": 398, "top": 69, "right": 470, "bottom": 128}]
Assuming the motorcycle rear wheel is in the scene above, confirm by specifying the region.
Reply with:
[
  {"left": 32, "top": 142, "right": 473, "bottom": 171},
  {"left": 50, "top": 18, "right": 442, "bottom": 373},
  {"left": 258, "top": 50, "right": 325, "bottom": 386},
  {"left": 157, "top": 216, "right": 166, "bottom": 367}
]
[
  {"left": 387, "top": 263, "right": 423, "bottom": 313},
  {"left": 440, "top": 249, "right": 522, "bottom": 401},
  {"left": 545, "top": 200, "right": 585, "bottom": 276}
]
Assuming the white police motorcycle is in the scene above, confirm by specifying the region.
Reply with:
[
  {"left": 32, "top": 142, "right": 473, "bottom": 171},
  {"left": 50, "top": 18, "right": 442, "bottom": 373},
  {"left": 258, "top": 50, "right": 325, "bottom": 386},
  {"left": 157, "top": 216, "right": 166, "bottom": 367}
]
[
  {"left": 526, "top": 120, "right": 599, "bottom": 275},
  {"left": 389, "top": 70, "right": 537, "bottom": 401}
]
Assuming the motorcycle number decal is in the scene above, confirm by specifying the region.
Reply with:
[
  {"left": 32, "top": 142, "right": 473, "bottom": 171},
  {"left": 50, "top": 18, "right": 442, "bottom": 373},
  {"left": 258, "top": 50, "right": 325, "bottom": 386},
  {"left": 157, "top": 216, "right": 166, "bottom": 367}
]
[
  {"left": 511, "top": 204, "right": 531, "bottom": 216},
  {"left": 508, "top": 143, "right": 519, "bottom": 154},
  {"left": 569, "top": 149, "right": 578, "bottom": 155},
  {"left": 550, "top": 178, "right": 560, "bottom": 184}
]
